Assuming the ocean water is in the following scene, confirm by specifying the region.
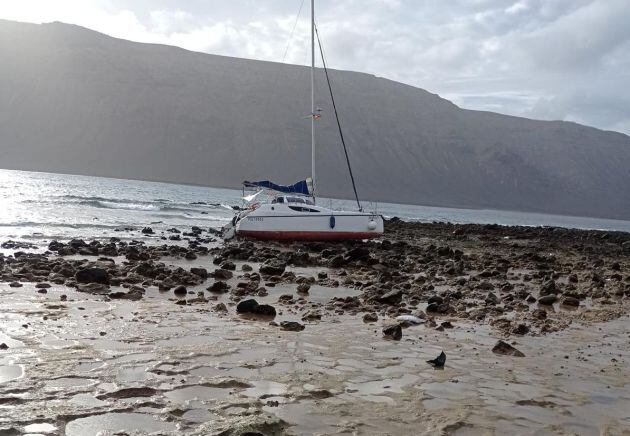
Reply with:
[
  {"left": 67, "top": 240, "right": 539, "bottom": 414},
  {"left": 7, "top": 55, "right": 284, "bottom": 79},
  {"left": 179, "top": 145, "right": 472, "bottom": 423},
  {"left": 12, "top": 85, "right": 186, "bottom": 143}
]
[{"left": 1, "top": 168, "right": 629, "bottom": 244}]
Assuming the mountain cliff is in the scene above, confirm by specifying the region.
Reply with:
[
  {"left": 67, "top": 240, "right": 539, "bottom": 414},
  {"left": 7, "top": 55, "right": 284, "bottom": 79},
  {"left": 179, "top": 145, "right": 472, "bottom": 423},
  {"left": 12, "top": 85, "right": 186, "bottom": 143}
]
[{"left": 1, "top": 20, "right": 629, "bottom": 219}]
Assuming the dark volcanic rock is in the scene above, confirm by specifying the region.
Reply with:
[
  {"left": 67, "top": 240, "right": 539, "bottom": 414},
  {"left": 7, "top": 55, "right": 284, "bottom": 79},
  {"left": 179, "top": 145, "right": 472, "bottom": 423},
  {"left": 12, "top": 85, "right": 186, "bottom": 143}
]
[
  {"left": 236, "top": 299, "right": 277, "bottom": 317},
  {"left": 280, "top": 321, "right": 305, "bottom": 331},
  {"left": 173, "top": 285, "right": 188, "bottom": 296},
  {"left": 562, "top": 296, "right": 580, "bottom": 307},
  {"left": 382, "top": 324, "right": 402, "bottom": 340},
  {"left": 259, "top": 261, "right": 286, "bottom": 276},
  {"left": 211, "top": 269, "right": 233, "bottom": 280},
  {"left": 492, "top": 340, "right": 525, "bottom": 357},
  {"left": 363, "top": 313, "right": 378, "bottom": 323},
  {"left": 378, "top": 289, "right": 403, "bottom": 305},
  {"left": 141, "top": 227, "right": 154, "bottom": 234},
  {"left": 207, "top": 281, "right": 230, "bottom": 293},
  {"left": 75, "top": 267, "right": 109, "bottom": 284},
  {"left": 540, "top": 279, "right": 558, "bottom": 296},
  {"left": 190, "top": 267, "right": 208, "bottom": 278},
  {"left": 538, "top": 295, "right": 558, "bottom": 305}
]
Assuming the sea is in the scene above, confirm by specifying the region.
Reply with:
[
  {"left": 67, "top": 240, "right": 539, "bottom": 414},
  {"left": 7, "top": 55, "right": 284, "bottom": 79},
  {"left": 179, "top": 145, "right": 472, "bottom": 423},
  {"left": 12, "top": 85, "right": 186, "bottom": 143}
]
[{"left": 1, "top": 168, "right": 630, "bottom": 245}]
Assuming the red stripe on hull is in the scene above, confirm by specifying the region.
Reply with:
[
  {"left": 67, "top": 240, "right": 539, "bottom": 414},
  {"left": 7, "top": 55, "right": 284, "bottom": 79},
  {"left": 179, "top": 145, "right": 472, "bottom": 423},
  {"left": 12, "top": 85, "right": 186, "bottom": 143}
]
[{"left": 237, "top": 230, "right": 381, "bottom": 241}]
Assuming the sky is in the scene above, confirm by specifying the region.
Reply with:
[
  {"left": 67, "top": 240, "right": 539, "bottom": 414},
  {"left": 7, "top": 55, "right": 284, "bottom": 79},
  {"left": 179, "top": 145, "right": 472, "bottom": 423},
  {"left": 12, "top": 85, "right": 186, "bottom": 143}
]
[{"left": 2, "top": 0, "right": 629, "bottom": 135}]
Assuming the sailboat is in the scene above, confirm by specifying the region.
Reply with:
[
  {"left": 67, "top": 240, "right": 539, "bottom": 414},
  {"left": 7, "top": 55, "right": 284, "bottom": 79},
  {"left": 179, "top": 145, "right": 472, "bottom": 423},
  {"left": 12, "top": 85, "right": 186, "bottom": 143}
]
[{"left": 223, "top": 0, "right": 384, "bottom": 241}]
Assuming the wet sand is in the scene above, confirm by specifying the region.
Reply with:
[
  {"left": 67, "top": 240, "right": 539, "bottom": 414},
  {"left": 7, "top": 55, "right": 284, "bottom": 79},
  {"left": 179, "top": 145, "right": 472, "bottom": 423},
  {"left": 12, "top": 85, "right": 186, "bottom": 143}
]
[{"left": 0, "top": 220, "right": 629, "bottom": 435}]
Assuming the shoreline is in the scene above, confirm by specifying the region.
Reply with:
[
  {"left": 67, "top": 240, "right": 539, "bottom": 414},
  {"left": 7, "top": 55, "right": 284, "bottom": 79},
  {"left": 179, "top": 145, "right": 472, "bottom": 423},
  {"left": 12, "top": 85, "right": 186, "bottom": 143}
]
[{"left": 0, "top": 219, "right": 628, "bottom": 434}]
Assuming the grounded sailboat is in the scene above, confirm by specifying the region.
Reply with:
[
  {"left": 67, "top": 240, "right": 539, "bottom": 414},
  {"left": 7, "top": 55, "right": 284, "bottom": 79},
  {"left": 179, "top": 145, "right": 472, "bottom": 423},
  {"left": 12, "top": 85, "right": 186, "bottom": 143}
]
[{"left": 223, "top": 0, "right": 384, "bottom": 241}]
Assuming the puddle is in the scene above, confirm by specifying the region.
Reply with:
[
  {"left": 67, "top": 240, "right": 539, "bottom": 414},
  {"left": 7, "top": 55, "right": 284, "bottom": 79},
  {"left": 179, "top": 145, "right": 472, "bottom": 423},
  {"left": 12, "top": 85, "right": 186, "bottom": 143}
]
[
  {"left": 0, "top": 364, "right": 24, "bottom": 383},
  {"left": 242, "top": 380, "right": 288, "bottom": 398},
  {"left": 69, "top": 393, "right": 107, "bottom": 407},
  {"left": 46, "top": 377, "right": 98, "bottom": 389},
  {"left": 23, "top": 423, "right": 56, "bottom": 433},
  {"left": 65, "top": 412, "right": 176, "bottom": 436},
  {"left": 164, "top": 385, "right": 233, "bottom": 403}
]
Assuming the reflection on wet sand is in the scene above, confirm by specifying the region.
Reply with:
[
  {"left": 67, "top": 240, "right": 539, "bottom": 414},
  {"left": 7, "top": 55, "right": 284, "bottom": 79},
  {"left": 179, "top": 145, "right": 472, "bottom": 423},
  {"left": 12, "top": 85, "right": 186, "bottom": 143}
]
[{"left": 0, "top": 278, "right": 628, "bottom": 435}]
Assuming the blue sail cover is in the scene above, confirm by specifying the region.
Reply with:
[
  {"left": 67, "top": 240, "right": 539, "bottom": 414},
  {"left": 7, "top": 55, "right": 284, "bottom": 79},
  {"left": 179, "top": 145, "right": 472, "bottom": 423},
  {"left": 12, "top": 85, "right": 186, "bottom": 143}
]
[{"left": 243, "top": 179, "right": 312, "bottom": 196}]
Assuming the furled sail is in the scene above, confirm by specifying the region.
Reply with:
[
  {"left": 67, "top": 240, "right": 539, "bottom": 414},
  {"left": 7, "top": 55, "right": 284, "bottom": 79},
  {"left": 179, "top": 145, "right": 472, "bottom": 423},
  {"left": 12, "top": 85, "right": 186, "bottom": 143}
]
[{"left": 243, "top": 178, "right": 313, "bottom": 196}]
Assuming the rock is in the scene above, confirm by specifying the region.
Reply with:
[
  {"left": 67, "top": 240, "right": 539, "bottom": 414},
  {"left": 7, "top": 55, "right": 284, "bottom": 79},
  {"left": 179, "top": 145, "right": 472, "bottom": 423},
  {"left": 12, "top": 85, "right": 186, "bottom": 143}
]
[
  {"left": 382, "top": 324, "right": 402, "bottom": 340},
  {"left": 492, "top": 340, "right": 525, "bottom": 357},
  {"left": 9, "top": 282, "right": 22, "bottom": 288},
  {"left": 363, "top": 313, "right": 378, "bottom": 323},
  {"left": 526, "top": 294, "right": 537, "bottom": 303},
  {"left": 214, "top": 303, "right": 228, "bottom": 312},
  {"left": 242, "top": 264, "right": 253, "bottom": 272},
  {"left": 220, "top": 261, "right": 236, "bottom": 271},
  {"left": 207, "top": 281, "right": 230, "bottom": 293},
  {"left": 512, "top": 324, "right": 530, "bottom": 335},
  {"left": 211, "top": 269, "right": 233, "bottom": 280},
  {"left": 301, "top": 310, "right": 321, "bottom": 321},
  {"left": 141, "top": 227, "right": 154, "bottom": 234},
  {"left": 259, "top": 261, "right": 286, "bottom": 276},
  {"left": 345, "top": 247, "right": 370, "bottom": 261},
  {"left": 236, "top": 299, "right": 277, "bottom": 317},
  {"left": 529, "top": 309, "right": 546, "bottom": 321},
  {"left": 173, "top": 285, "right": 188, "bottom": 296},
  {"left": 296, "top": 283, "right": 311, "bottom": 294},
  {"left": 190, "top": 267, "right": 208, "bottom": 278},
  {"left": 184, "top": 251, "right": 197, "bottom": 260},
  {"left": 75, "top": 267, "right": 109, "bottom": 284},
  {"left": 37, "top": 289, "right": 48, "bottom": 294},
  {"left": 0, "top": 343, "right": 8, "bottom": 350},
  {"left": 540, "top": 279, "right": 558, "bottom": 296},
  {"left": 280, "top": 321, "right": 305, "bottom": 331},
  {"left": 329, "top": 255, "right": 347, "bottom": 268},
  {"left": 109, "top": 290, "right": 143, "bottom": 300},
  {"left": 378, "top": 289, "right": 403, "bottom": 305},
  {"left": 538, "top": 295, "right": 558, "bottom": 305},
  {"left": 426, "top": 351, "right": 446, "bottom": 367},
  {"left": 255, "top": 304, "right": 277, "bottom": 317},
  {"left": 426, "top": 302, "right": 439, "bottom": 312},
  {"left": 35, "top": 283, "right": 51, "bottom": 289},
  {"left": 562, "top": 296, "right": 580, "bottom": 307},
  {"left": 76, "top": 283, "right": 110, "bottom": 295},
  {"left": 427, "top": 295, "right": 444, "bottom": 305}
]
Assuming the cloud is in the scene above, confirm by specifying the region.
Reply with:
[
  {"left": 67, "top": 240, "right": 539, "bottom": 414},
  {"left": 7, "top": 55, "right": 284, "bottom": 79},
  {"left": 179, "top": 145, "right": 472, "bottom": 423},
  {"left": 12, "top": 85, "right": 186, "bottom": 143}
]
[{"left": 0, "top": 0, "right": 628, "bottom": 135}]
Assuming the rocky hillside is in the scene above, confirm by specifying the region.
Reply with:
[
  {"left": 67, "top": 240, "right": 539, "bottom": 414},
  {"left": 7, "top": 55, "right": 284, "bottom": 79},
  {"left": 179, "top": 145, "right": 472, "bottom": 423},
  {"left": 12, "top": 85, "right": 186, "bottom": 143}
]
[{"left": 1, "top": 20, "right": 629, "bottom": 219}]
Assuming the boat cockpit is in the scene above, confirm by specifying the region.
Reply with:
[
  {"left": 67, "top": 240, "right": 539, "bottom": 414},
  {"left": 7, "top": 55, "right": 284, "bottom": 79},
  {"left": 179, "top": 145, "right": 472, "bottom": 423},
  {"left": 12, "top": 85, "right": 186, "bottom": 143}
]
[{"left": 271, "top": 196, "right": 315, "bottom": 206}]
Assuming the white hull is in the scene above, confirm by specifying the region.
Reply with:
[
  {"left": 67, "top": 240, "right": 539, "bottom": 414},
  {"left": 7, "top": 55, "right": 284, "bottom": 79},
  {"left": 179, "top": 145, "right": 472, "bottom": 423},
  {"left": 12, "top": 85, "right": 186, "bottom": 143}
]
[{"left": 231, "top": 203, "right": 383, "bottom": 241}]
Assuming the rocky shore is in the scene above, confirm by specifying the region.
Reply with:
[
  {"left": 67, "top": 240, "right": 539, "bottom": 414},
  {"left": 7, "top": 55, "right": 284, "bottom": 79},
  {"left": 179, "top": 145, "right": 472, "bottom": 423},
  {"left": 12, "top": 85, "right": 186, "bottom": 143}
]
[
  {"left": 1, "top": 218, "right": 629, "bottom": 434},
  {"left": 1, "top": 219, "right": 629, "bottom": 341}
]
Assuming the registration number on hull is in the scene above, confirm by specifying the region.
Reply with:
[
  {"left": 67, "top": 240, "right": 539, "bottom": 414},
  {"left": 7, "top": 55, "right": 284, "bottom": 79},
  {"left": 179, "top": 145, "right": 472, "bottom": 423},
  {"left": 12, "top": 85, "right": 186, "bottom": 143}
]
[{"left": 247, "top": 217, "right": 264, "bottom": 222}]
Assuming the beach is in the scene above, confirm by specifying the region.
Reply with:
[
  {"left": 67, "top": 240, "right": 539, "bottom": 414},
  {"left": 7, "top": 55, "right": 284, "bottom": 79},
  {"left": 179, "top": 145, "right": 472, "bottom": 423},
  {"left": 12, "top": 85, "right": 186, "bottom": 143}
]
[{"left": 1, "top": 218, "right": 628, "bottom": 435}]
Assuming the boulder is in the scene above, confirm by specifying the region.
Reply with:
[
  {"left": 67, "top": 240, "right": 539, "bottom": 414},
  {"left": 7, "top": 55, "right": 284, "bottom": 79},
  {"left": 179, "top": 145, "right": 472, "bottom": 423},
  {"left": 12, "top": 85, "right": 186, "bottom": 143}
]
[
  {"left": 378, "top": 289, "right": 403, "bottom": 305},
  {"left": 207, "top": 281, "right": 230, "bottom": 293},
  {"left": 562, "top": 296, "right": 580, "bottom": 307},
  {"left": 190, "top": 267, "right": 208, "bottom": 278},
  {"left": 75, "top": 267, "right": 109, "bottom": 284},
  {"left": 363, "top": 313, "right": 378, "bottom": 323},
  {"left": 259, "top": 261, "right": 286, "bottom": 276},
  {"left": 211, "top": 269, "right": 233, "bottom": 280},
  {"left": 540, "top": 279, "right": 558, "bottom": 296},
  {"left": 236, "top": 299, "right": 277, "bottom": 317},
  {"left": 492, "top": 340, "right": 525, "bottom": 357},
  {"left": 173, "top": 285, "right": 188, "bottom": 296},
  {"left": 280, "top": 321, "right": 305, "bottom": 331},
  {"left": 538, "top": 295, "right": 558, "bottom": 305},
  {"left": 382, "top": 324, "right": 402, "bottom": 340}
]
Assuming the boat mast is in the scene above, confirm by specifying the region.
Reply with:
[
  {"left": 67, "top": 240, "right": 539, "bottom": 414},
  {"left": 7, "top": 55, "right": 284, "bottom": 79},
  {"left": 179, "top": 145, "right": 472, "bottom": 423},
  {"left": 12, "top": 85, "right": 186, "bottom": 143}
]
[{"left": 310, "top": 0, "right": 316, "bottom": 201}]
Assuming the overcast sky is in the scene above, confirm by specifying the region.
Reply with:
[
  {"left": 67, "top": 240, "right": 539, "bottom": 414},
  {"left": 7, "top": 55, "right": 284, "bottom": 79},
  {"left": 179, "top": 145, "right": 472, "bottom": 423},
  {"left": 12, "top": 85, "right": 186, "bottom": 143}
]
[{"left": 2, "top": 0, "right": 629, "bottom": 135}]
